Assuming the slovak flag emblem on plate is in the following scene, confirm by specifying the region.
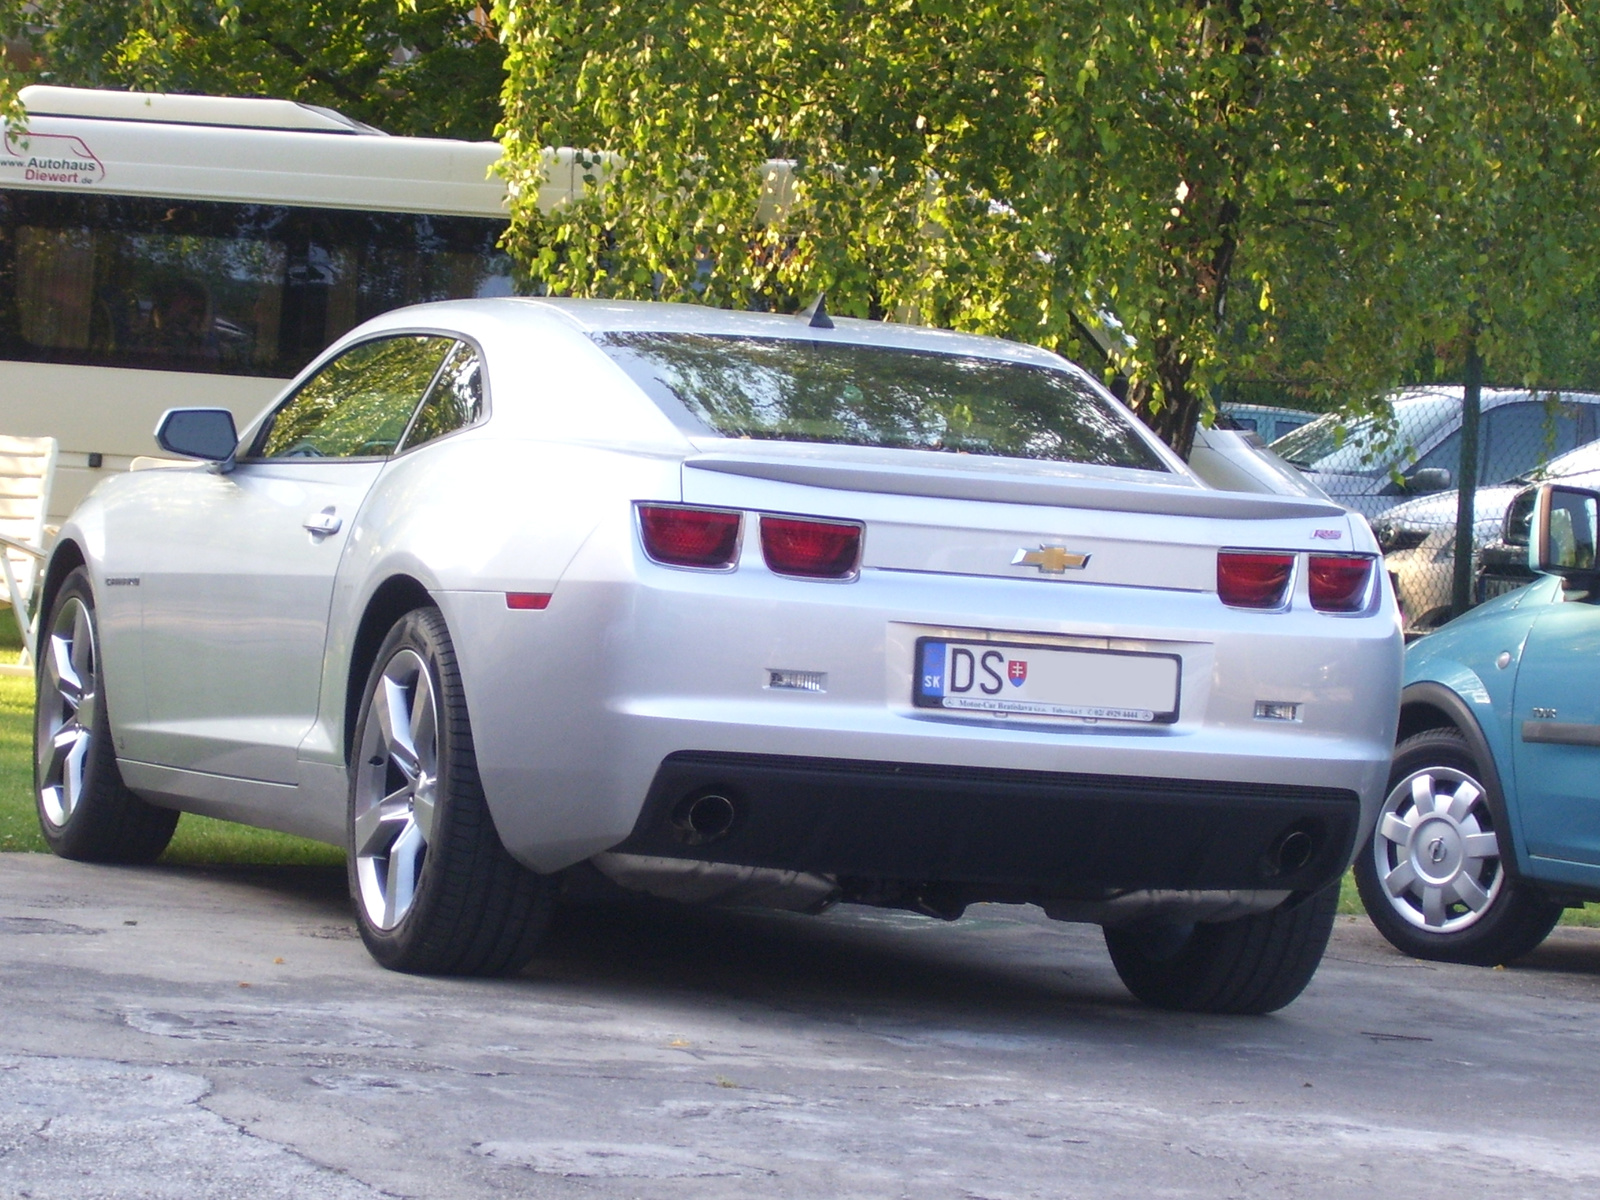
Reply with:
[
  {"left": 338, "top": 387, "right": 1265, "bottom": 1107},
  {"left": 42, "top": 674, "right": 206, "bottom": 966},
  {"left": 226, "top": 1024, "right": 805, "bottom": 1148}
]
[{"left": 1008, "top": 659, "right": 1028, "bottom": 687}]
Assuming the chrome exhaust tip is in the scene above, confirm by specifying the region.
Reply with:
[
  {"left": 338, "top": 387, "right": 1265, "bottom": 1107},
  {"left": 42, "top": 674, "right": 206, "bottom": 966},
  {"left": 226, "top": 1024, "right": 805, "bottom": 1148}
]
[{"left": 669, "top": 791, "right": 740, "bottom": 846}]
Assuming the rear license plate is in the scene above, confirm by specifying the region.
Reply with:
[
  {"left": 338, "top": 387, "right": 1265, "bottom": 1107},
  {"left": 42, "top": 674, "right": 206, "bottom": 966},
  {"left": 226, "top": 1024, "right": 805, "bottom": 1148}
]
[{"left": 914, "top": 638, "right": 1180, "bottom": 724}]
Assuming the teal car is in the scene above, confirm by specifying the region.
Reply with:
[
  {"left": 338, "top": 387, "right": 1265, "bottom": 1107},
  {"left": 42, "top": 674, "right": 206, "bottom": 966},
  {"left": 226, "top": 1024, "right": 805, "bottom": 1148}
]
[{"left": 1356, "top": 484, "right": 1600, "bottom": 964}]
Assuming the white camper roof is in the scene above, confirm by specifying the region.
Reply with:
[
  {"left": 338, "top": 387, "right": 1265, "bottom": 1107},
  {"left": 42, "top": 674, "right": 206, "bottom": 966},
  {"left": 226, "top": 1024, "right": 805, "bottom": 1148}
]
[
  {"left": 3, "top": 86, "right": 790, "bottom": 224},
  {"left": 17, "top": 85, "right": 388, "bottom": 135},
  {"left": 0, "top": 85, "right": 607, "bottom": 218}
]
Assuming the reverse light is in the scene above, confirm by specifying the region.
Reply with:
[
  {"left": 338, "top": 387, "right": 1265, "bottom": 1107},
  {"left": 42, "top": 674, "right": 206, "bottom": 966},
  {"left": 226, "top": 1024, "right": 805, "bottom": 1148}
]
[
  {"left": 1217, "top": 550, "right": 1295, "bottom": 609},
  {"left": 1309, "top": 554, "right": 1375, "bottom": 612},
  {"left": 637, "top": 504, "right": 742, "bottom": 568},
  {"left": 761, "top": 514, "right": 864, "bottom": 579}
]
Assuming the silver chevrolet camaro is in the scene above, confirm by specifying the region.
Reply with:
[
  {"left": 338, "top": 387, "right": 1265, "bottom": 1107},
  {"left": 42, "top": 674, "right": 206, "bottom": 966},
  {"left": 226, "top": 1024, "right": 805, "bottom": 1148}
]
[{"left": 33, "top": 298, "right": 1402, "bottom": 1013}]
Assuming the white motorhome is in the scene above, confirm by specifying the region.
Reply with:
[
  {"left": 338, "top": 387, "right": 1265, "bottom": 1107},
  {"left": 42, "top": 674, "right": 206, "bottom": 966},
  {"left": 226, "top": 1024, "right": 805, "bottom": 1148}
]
[{"left": 0, "top": 86, "right": 596, "bottom": 522}]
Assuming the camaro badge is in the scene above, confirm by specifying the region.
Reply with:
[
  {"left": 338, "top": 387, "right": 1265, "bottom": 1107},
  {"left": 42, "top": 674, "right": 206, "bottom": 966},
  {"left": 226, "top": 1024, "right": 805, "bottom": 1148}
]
[
  {"left": 1008, "top": 659, "right": 1028, "bottom": 687},
  {"left": 1011, "top": 545, "right": 1090, "bottom": 573}
]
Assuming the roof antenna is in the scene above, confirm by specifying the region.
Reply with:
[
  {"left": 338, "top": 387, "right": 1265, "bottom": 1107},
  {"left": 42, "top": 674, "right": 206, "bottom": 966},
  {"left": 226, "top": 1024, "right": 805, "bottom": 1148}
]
[{"left": 800, "top": 292, "right": 834, "bottom": 330}]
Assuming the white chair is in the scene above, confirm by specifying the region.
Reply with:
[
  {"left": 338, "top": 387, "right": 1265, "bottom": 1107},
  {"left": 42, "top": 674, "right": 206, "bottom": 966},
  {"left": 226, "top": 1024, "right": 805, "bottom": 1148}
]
[{"left": 0, "top": 435, "right": 58, "bottom": 677}]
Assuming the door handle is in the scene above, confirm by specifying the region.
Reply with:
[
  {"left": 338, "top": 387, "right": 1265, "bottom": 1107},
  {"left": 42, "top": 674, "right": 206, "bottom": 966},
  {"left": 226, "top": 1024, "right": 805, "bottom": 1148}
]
[{"left": 304, "top": 508, "right": 342, "bottom": 536}]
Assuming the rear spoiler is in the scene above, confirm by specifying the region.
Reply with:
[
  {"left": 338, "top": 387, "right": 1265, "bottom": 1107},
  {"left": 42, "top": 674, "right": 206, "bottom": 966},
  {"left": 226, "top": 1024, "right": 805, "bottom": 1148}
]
[{"left": 684, "top": 453, "right": 1348, "bottom": 521}]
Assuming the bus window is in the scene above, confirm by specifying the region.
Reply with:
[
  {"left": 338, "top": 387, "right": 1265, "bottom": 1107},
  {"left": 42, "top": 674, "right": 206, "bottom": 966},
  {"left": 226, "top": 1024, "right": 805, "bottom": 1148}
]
[
  {"left": 0, "top": 190, "right": 512, "bottom": 379},
  {"left": 15, "top": 226, "right": 288, "bottom": 371},
  {"left": 15, "top": 226, "right": 95, "bottom": 348}
]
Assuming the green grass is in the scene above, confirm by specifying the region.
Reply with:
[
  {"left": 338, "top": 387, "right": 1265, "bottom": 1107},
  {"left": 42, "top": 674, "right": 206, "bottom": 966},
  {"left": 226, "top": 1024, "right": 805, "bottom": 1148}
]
[
  {"left": 1337, "top": 869, "right": 1360, "bottom": 916},
  {"left": 1, "top": 671, "right": 342, "bottom": 865}
]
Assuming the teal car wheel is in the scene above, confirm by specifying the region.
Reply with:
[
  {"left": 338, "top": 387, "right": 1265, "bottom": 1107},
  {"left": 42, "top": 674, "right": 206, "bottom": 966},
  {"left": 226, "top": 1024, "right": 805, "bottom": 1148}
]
[{"left": 1355, "top": 727, "right": 1561, "bottom": 966}]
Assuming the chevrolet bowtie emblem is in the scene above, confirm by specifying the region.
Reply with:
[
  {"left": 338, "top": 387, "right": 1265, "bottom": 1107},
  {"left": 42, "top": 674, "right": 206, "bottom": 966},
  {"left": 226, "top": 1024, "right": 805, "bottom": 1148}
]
[{"left": 1012, "top": 545, "right": 1091, "bottom": 573}]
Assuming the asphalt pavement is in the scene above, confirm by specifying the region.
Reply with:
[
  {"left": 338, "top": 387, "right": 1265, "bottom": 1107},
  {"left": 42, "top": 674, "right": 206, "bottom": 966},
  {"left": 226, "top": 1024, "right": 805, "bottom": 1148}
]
[{"left": 2, "top": 851, "right": 1598, "bottom": 1199}]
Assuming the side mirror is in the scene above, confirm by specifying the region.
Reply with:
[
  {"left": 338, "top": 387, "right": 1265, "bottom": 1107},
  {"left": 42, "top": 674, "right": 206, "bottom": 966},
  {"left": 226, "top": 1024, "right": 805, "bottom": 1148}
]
[
  {"left": 1501, "top": 487, "right": 1537, "bottom": 547},
  {"left": 155, "top": 408, "right": 238, "bottom": 462},
  {"left": 1403, "top": 466, "right": 1452, "bottom": 493},
  {"left": 1532, "top": 484, "right": 1600, "bottom": 579}
]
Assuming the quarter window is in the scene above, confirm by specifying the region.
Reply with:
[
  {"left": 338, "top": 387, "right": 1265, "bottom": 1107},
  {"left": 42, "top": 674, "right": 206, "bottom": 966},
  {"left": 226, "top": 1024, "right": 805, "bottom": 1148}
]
[
  {"left": 256, "top": 335, "right": 454, "bottom": 459},
  {"left": 400, "top": 341, "right": 484, "bottom": 451}
]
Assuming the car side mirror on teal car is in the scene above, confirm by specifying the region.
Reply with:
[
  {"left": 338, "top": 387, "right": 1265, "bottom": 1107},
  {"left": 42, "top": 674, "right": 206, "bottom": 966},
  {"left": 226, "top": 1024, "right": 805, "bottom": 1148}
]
[
  {"left": 1501, "top": 486, "right": 1537, "bottom": 547},
  {"left": 1532, "top": 483, "right": 1600, "bottom": 579}
]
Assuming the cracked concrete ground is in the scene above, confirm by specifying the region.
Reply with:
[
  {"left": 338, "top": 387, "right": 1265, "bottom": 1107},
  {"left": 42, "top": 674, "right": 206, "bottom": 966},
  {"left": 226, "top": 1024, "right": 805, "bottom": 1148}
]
[{"left": 3, "top": 851, "right": 1599, "bottom": 1199}]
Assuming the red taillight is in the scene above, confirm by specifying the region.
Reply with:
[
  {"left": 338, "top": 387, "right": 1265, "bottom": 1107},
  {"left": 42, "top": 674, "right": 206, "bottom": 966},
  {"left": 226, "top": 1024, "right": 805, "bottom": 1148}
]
[
  {"left": 1309, "top": 554, "right": 1375, "bottom": 612},
  {"left": 761, "top": 515, "right": 863, "bottom": 578},
  {"left": 505, "top": 592, "right": 551, "bottom": 610},
  {"left": 637, "top": 504, "right": 742, "bottom": 568},
  {"left": 1217, "top": 551, "right": 1295, "bottom": 608}
]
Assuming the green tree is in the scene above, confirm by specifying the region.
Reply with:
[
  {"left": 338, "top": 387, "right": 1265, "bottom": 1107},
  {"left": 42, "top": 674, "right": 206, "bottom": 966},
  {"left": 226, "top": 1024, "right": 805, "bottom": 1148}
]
[
  {"left": 494, "top": 0, "right": 1413, "bottom": 453},
  {"left": 16, "top": 1, "right": 506, "bottom": 140},
  {"left": 494, "top": 1, "right": 1600, "bottom": 457},
  {"left": 1, "top": 0, "right": 30, "bottom": 127},
  {"left": 1369, "top": 3, "right": 1598, "bottom": 612}
]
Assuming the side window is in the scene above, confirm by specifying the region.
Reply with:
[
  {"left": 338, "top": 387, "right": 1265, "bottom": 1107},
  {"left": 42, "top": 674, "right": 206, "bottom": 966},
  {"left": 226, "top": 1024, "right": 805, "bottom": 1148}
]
[
  {"left": 1411, "top": 429, "right": 1461, "bottom": 480},
  {"left": 256, "top": 335, "right": 454, "bottom": 459},
  {"left": 1482, "top": 401, "right": 1584, "bottom": 485},
  {"left": 399, "top": 341, "right": 484, "bottom": 451}
]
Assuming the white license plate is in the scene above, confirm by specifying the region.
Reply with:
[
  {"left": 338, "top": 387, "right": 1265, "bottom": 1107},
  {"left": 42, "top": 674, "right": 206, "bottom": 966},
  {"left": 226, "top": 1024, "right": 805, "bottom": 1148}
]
[{"left": 914, "top": 638, "right": 1180, "bottom": 724}]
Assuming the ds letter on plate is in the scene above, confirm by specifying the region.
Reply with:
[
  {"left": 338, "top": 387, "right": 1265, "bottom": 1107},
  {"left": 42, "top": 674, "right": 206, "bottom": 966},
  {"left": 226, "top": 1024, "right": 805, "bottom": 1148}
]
[{"left": 914, "top": 638, "right": 1180, "bottom": 724}]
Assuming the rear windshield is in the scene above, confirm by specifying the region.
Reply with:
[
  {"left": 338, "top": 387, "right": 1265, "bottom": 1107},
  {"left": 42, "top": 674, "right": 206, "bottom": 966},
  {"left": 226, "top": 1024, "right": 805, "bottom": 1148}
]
[{"left": 595, "top": 332, "right": 1167, "bottom": 470}]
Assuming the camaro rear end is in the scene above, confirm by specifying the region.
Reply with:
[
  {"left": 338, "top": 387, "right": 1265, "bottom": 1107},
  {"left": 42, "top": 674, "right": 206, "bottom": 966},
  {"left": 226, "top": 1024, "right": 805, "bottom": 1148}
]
[{"left": 34, "top": 298, "right": 1402, "bottom": 1013}]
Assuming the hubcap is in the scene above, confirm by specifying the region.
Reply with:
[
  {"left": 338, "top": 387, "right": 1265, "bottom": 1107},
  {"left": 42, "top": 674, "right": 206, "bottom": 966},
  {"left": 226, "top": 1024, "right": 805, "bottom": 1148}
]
[
  {"left": 36, "top": 597, "right": 97, "bottom": 829},
  {"left": 353, "top": 649, "right": 440, "bottom": 930},
  {"left": 1372, "top": 764, "right": 1503, "bottom": 933}
]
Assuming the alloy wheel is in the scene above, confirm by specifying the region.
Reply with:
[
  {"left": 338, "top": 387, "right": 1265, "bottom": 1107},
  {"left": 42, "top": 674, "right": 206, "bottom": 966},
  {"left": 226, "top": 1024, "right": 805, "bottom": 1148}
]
[
  {"left": 36, "top": 596, "right": 98, "bottom": 829},
  {"left": 1371, "top": 764, "right": 1504, "bottom": 933},
  {"left": 353, "top": 649, "right": 440, "bottom": 929}
]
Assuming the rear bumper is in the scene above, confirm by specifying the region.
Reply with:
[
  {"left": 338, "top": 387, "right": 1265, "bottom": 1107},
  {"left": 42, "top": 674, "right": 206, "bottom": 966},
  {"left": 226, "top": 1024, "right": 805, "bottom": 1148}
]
[
  {"left": 439, "top": 514, "right": 1401, "bottom": 875},
  {"left": 613, "top": 751, "right": 1360, "bottom": 899}
]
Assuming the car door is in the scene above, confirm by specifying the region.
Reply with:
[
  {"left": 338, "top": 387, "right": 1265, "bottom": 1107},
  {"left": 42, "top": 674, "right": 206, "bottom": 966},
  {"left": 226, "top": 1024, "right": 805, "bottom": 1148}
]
[
  {"left": 1511, "top": 596, "right": 1600, "bottom": 865},
  {"left": 124, "top": 334, "right": 457, "bottom": 783}
]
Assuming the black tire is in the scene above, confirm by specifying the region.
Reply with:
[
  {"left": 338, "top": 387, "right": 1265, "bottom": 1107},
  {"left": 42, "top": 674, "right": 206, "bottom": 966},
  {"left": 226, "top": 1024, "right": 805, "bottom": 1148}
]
[
  {"left": 33, "top": 567, "right": 178, "bottom": 863},
  {"left": 1103, "top": 882, "right": 1339, "bottom": 1015},
  {"left": 348, "top": 606, "right": 553, "bottom": 975},
  {"left": 1354, "top": 726, "right": 1560, "bottom": 966}
]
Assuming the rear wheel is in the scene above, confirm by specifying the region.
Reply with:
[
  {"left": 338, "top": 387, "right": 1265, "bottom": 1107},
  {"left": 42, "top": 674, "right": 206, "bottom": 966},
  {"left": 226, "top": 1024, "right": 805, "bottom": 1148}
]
[
  {"left": 34, "top": 567, "right": 178, "bottom": 862},
  {"left": 349, "top": 606, "right": 553, "bottom": 975},
  {"left": 1354, "top": 726, "right": 1560, "bottom": 965},
  {"left": 1103, "top": 882, "right": 1339, "bottom": 1014}
]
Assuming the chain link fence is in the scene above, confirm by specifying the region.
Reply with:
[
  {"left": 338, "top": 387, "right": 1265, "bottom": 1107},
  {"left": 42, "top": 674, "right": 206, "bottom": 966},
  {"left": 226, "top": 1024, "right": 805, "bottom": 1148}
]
[{"left": 1264, "top": 387, "right": 1600, "bottom": 637}]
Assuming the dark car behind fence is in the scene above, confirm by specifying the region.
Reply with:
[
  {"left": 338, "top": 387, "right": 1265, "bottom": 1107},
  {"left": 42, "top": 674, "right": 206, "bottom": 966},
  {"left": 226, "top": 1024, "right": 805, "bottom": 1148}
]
[{"left": 1271, "top": 388, "right": 1600, "bottom": 636}]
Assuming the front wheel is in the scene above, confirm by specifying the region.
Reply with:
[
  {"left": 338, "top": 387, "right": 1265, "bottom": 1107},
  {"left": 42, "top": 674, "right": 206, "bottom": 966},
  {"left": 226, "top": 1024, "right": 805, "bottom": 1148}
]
[
  {"left": 34, "top": 567, "right": 178, "bottom": 862},
  {"left": 348, "top": 606, "right": 553, "bottom": 975},
  {"left": 1103, "top": 882, "right": 1339, "bottom": 1014},
  {"left": 1354, "top": 726, "right": 1560, "bottom": 965}
]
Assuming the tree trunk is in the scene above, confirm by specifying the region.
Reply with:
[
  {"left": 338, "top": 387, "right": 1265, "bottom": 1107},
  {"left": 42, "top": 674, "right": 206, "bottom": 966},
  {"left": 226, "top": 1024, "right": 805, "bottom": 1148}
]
[{"left": 1135, "top": 337, "right": 1204, "bottom": 459}]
